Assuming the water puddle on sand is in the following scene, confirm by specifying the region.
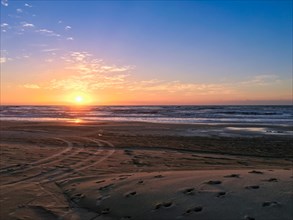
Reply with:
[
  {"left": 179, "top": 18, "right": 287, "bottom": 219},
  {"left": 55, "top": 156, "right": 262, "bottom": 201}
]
[
  {"left": 226, "top": 127, "right": 266, "bottom": 132},
  {"left": 225, "top": 127, "right": 293, "bottom": 136}
]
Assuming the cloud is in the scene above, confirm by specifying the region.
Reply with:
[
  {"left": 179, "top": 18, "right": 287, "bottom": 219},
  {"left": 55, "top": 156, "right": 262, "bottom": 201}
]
[
  {"left": 46, "top": 51, "right": 233, "bottom": 96},
  {"left": 23, "top": 84, "right": 40, "bottom": 89},
  {"left": 22, "top": 22, "right": 34, "bottom": 28},
  {"left": 36, "top": 29, "right": 61, "bottom": 37},
  {"left": 65, "top": 26, "right": 71, "bottom": 30},
  {"left": 16, "top": 8, "right": 23, "bottom": 13},
  {"left": 24, "top": 3, "right": 32, "bottom": 7},
  {"left": 1, "top": 0, "right": 8, "bottom": 6},
  {"left": 62, "top": 51, "right": 133, "bottom": 75},
  {"left": 1, "top": 23, "right": 9, "bottom": 28},
  {"left": 0, "top": 57, "right": 7, "bottom": 63},
  {"left": 66, "top": 51, "right": 91, "bottom": 62},
  {"left": 42, "top": 48, "right": 60, "bottom": 52},
  {"left": 66, "top": 37, "right": 74, "bottom": 40},
  {"left": 240, "top": 74, "right": 281, "bottom": 86},
  {"left": 46, "top": 51, "right": 133, "bottom": 91},
  {"left": 1, "top": 23, "right": 9, "bottom": 33},
  {"left": 101, "top": 66, "right": 131, "bottom": 72},
  {"left": 23, "top": 50, "right": 285, "bottom": 99},
  {"left": 125, "top": 79, "right": 233, "bottom": 95}
]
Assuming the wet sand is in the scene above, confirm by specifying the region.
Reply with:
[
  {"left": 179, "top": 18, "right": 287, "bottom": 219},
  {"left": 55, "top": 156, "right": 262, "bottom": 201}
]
[{"left": 0, "top": 120, "right": 292, "bottom": 220}]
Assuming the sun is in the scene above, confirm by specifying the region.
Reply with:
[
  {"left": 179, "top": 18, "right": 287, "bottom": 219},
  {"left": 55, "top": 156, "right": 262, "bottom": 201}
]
[
  {"left": 75, "top": 96, "right": 83, "bottom": 103},
  {"left": 65, "top": 93, "right": 92, "bottom": 105}
]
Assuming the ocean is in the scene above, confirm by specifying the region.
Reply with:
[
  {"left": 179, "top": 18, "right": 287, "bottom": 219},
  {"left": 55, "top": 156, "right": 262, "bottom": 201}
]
[{"left": 0, "top": 105, "right": 292, "bottom": 126}]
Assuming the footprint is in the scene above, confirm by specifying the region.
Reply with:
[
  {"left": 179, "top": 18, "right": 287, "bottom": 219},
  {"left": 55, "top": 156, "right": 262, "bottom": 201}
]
[
  {"left": 101, "top": 208, "right": 110, "bottom": 214},
  {"left": 206, "top": 180, "right": 222, "bottom": 185},
  {"left": 245, "top": 185, "right": 260, "bottom": 189},
  {"left": 155, "top": 201, "right": 173, "bottom": 209},
  {"left": 64, "top": 188, "right": 74, "bottom": 194},
  {"left": 154, "top": 175, "right": 164, "bottom": 178},
  {"left": 119, "top": 177, "right": 128, "bottom": 180},
  {"left": 262, "top": 201, "right": 281, "bottom": 207},
  {"left": 262, "top": 178, "right": 278, "bottom": 182},
  {"left": 244, "top": 215, "right": 255, "bottom": 220},
  {"left": 249, "top": 170, "right": 264, "bottom": 174},
  {"left": 96, "top": 180, "right": 106, "bottom": 184},
  {"left": 124, "top": 150, "right": 133, "bottom": 155},
  {"left": 216, "top": 192, "right": 226, "bottom": 197},
  {"left": 125, "top": 191, "right": 137, "bottom": 198},
  {"left": 184, "top": 206, "right": 203, "bottom": 215},
  {"left": 183, "top": 188, "right": 195, "bottom": 195},
  {"left": 99, "top": 184, "right": 114, "bottom": 191},
  {"left": 224, "top": 174, "right": 240, "bottom": 178},
  {"left": 72, "top": 193, "right": 85, "bottom": 202}
]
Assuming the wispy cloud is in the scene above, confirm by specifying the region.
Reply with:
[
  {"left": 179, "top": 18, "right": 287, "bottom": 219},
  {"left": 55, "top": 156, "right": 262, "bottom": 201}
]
[
  {"left": 1, "top": 23, "right": 9, "bottom": 33},
  {"left": 65, "top": 26, "right": 71, "bottom": 30},
  {"left": 42, "top": 48, "right": 60, "bottom": 52},
  {"left": 0, "top": 57, "right": 7, "bottom": 63},
  {"left": 1, "top": 23, "right": 9, "bottom": 28},
  {"left": 62, "top": 51, "right": 133, "bottom": 75},
  {"left": 16, "top": 8, "right": 23, "bottom": 13},
  {"left": 43, "top": 51, "right": 234, "bottom": 96},
  {"left": 125, "top": 79, "right": 234, "bottom": 95},
  {"left": 240, "top": 74, "right": 281, "bottom": 86},
  {"left": 22, "top": 22, "right": 34, "bottom": 28},
  {"left": 1, "top": 0, "right": 8, "bottom": 6},
  {"left": 24, "top": 3, "right": 32, "bottom": 7},
  {"left": 23, "top": 84, "right": 40, "bottom": 89},
  {"left": 45, "top": 51, "right": 133, "bottom": 91},
  {"left": 19, "top": 48, "right": 288, "bottom": 100},
  {"left": 66, "top": 37, "right": 74, "bottom": 41},
  {"left": 36, "top": 29, "right": 61, "bottom": 37}
]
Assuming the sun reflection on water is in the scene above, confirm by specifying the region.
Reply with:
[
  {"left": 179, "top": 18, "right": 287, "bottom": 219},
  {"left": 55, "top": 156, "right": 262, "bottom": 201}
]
[{"left": 73, "top": 118, "right": 82, "bottom": 123}]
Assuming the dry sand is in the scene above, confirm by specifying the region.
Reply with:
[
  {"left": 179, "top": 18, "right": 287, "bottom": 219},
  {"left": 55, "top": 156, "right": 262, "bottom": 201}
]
[{"left": 0, "top": 120, "right": 292, "bottom": 220}]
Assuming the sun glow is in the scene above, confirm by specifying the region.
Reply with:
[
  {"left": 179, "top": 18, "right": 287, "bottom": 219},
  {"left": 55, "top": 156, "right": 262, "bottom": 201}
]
[
  {"left": 65, "top": 93, "right": 93, "bottom": 105},
  {"left": 75, "top": 96, "right": 83, "bottom": 103}
]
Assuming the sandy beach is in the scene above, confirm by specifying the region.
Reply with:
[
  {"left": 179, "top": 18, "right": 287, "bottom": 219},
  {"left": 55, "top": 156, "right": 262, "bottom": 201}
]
[{"left": 0, "top": 120, "right": 292, "bottom": 220}]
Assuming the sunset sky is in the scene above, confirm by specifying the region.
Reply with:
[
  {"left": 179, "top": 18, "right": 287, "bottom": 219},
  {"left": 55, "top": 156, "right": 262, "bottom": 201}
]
[{"left": 1, "top": 0, "right": 292, "bottom": 105}]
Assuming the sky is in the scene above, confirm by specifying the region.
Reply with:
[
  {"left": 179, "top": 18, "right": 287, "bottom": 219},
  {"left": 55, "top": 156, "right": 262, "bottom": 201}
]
[{"left": 0, "top": 0, "right": 292, "bottom": 105}]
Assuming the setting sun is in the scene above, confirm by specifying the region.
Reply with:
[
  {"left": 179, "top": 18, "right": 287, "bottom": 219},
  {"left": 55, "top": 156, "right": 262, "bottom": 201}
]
[
  {"left": 67, "top": 93, "right": 93, "bottom": 105},
  {"left": 75, "top": 96, "right": 83, "bottom": 103}
]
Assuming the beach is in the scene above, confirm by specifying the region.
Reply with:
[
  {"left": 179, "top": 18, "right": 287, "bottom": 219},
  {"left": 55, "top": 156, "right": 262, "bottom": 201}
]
[{"left": 0, "top": 120, "right": 292, "bottom": 220}]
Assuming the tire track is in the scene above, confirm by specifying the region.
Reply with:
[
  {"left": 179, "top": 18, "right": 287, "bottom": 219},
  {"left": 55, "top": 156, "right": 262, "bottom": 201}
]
[
  {"left": 42, "top": 138, "right": 115, "bottom": 183},
  {"left": 36, "top": 138, "right": 106, "bottom": 183},
  {"left": 0, "top": 138, "right": 73, "bottom": 174},
  {"left": 0, "top": 138, "right": 82, "bottom": 186},
  {"left": 9, "top": 139, "right": 87, "bottom": 175},
  {"left": 44, "top": 138, "right": 115, "bottom": 183},
  {"left": 0, "top": 137, "right": 109, "bottom": 187},
  {"left": 0, "top": 138, "right": 115, "bottom": 189}
]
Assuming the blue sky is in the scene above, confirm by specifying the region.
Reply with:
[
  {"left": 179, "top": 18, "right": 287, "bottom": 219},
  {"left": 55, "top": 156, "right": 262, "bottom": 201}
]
[{"left": 1, "top": 0, "right": 292, "bottom": 104}]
